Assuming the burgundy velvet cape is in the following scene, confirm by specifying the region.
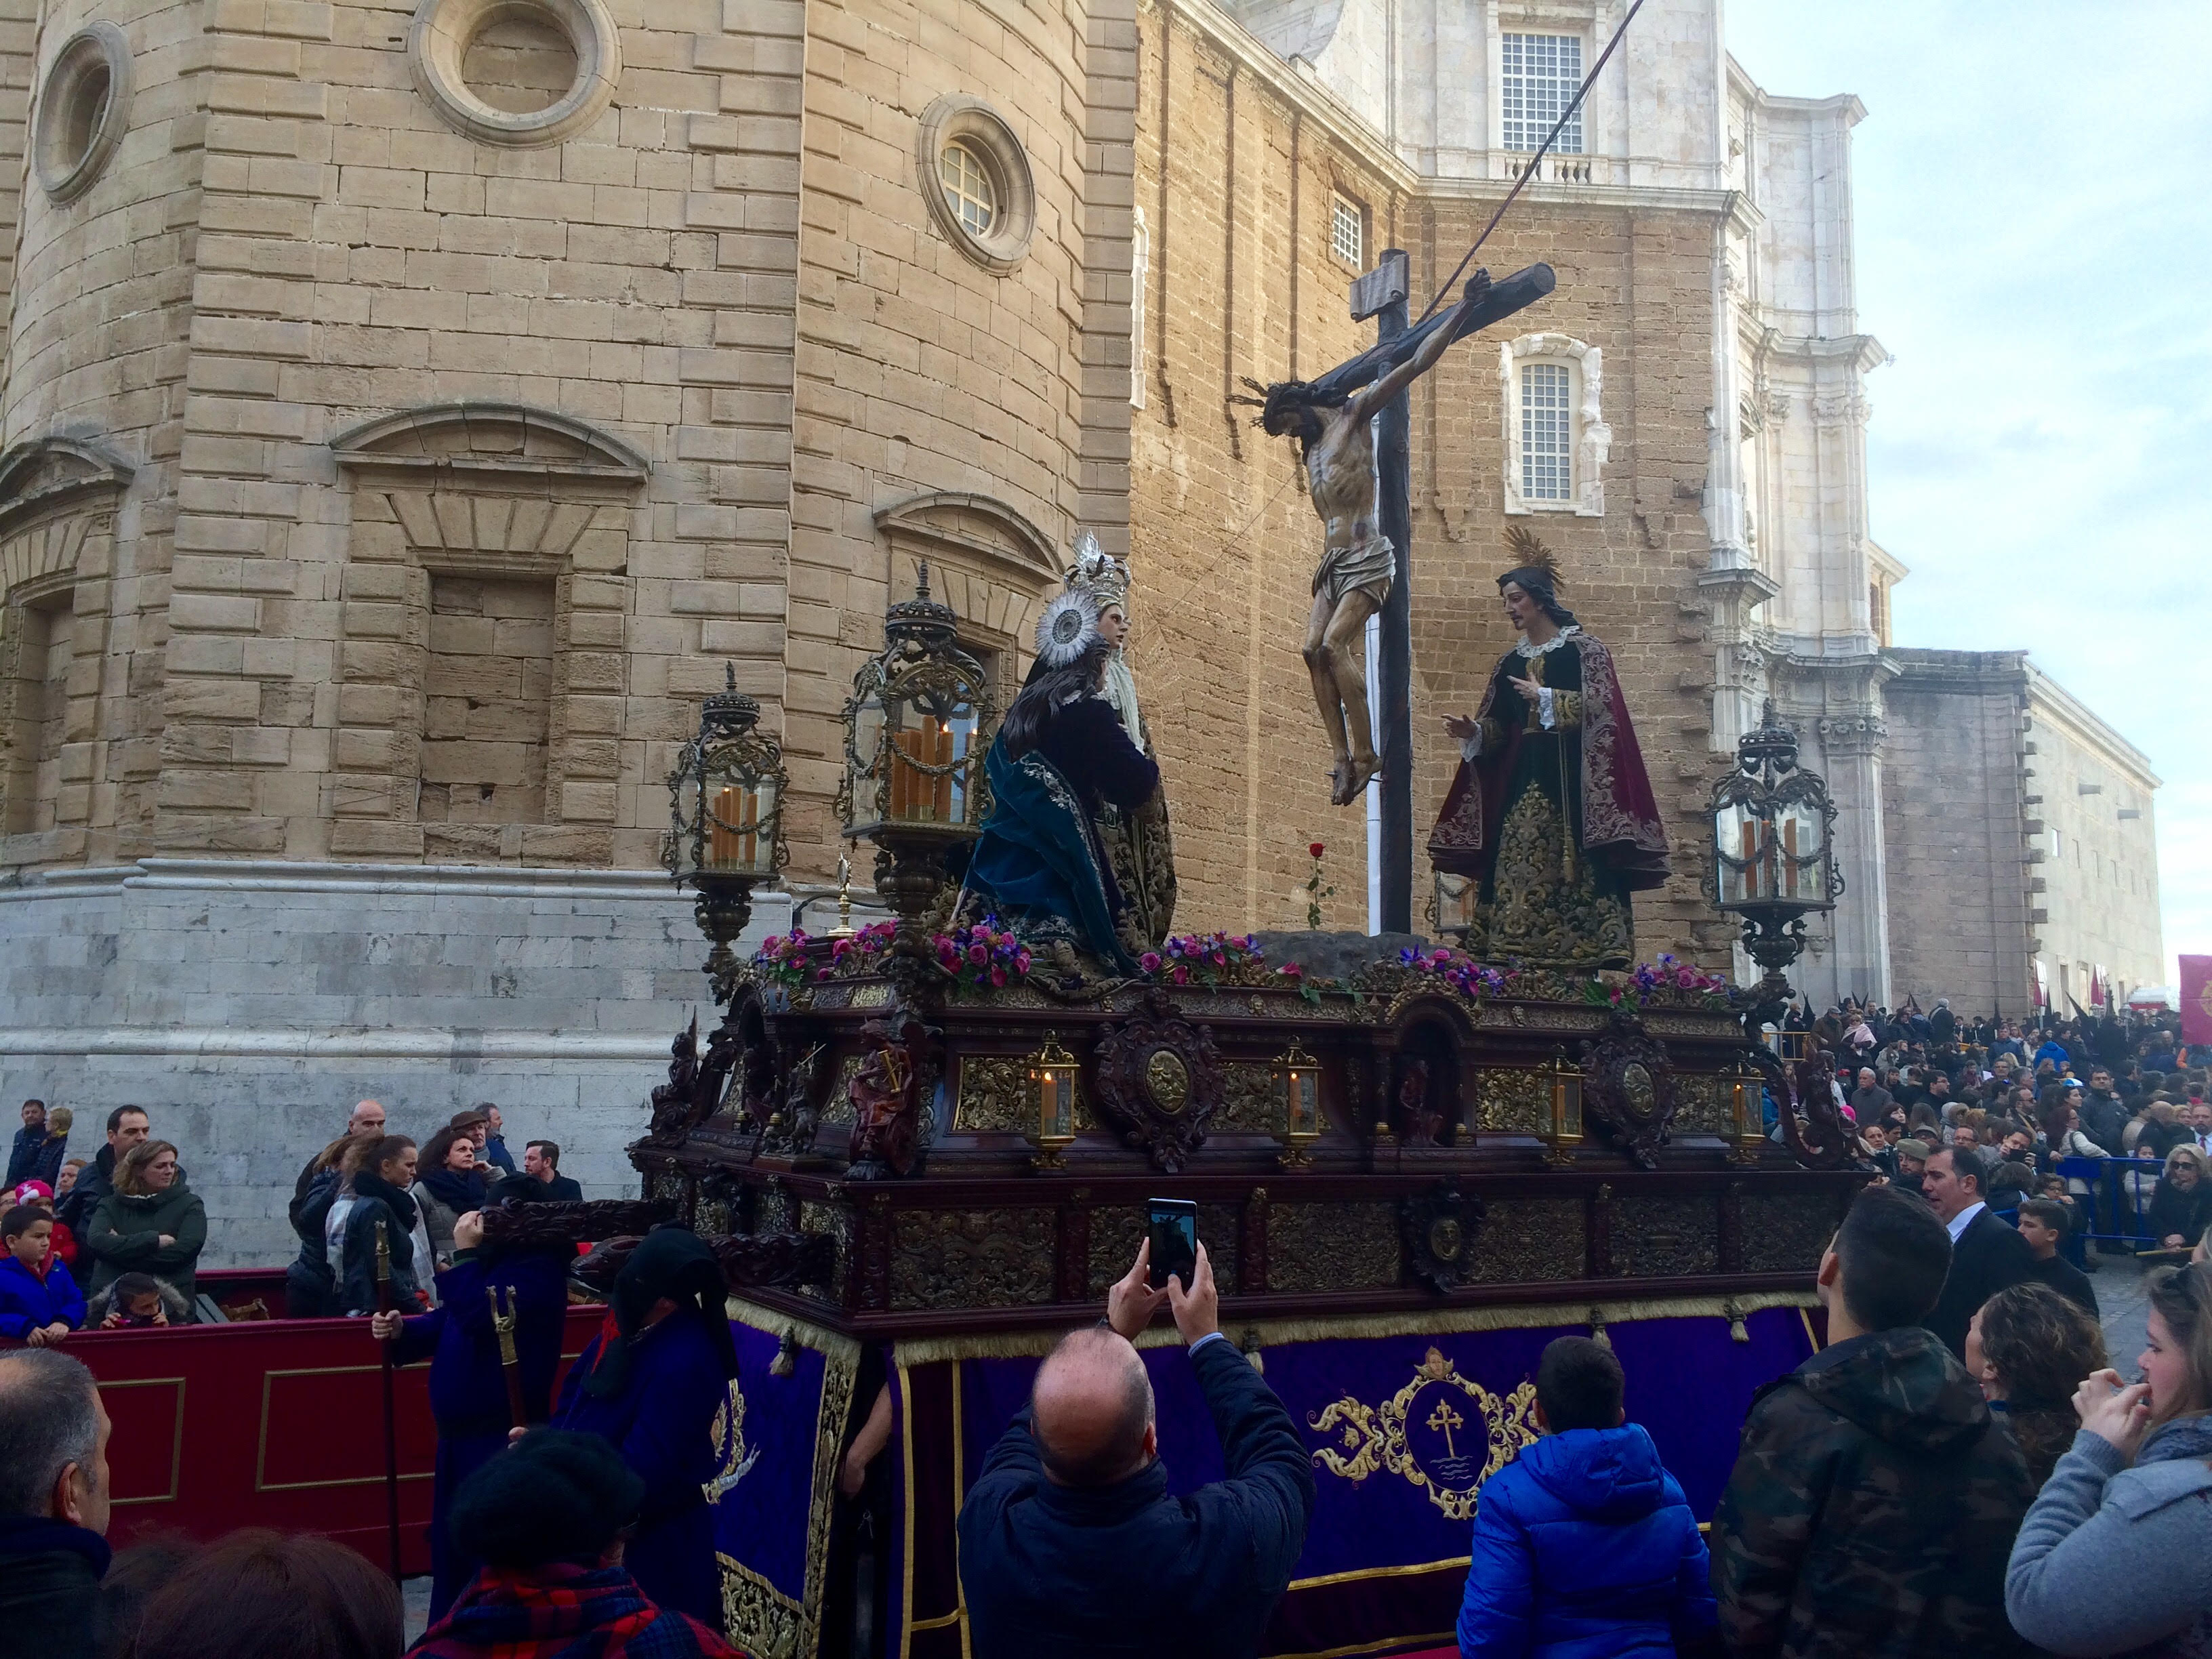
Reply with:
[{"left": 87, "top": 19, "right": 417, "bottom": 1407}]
[{"left": 1427, "top": 630, "right": 1670, "bottom": 891}]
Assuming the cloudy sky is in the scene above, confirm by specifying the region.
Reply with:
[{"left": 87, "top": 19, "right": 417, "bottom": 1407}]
[{"left": 1723, "top": 1, "right": 2212, "bottom": 987}]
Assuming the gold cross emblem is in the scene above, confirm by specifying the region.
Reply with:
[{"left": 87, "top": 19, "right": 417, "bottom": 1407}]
[{"left": 1426, "top": 1398, "right": 1465, "bottom": 1458}]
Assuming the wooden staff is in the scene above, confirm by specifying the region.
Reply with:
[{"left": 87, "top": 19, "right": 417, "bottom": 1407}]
[
  {"left": 487, "top": 1284, "right": 529, "bottom": 1431},
  {"left": 374, "top": 1220, "right": 403, "bottom": 1583}
]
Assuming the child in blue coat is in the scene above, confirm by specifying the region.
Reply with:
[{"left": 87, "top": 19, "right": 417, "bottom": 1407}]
[
  {"left": 1458, "top": 1336, "right": 1717, "bottom": 1658},
  {"left": 0, "top": 1204, "right": 85, "bottom": 1343}
]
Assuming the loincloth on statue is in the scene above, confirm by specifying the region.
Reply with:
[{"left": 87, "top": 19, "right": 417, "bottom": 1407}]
[{"left": 1311, "top": 536, "right": 1395, "bottom": 609}]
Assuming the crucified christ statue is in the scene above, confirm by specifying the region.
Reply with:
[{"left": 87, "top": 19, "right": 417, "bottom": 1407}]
[{"left": 1250, "top": 278, "right": 1494, "bottom": 806}]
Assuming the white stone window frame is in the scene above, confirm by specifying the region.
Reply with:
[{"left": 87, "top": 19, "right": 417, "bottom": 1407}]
[
  {"left": 35, "top": 23, "right": 134, "bottom": 205},
  {"left": 1498, "top": 28, "right": 1585, "bottom": 156},
  {"left": 1330, "top": 192, "right": 1365, "bottom": 270},
  {"left": 1499, "top": 333, "right": 1607, "bottom": 517},
  {"left": 916, "top": 96, "right": 1037, "bottom": 276},
  {"left": 407, "top": 0, "right": 622, "bottom": 149}
]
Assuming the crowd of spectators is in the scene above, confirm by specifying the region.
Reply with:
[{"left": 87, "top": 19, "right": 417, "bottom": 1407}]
[{"left": 0, "top": 1098, "right": 577, "bottom": 1340}]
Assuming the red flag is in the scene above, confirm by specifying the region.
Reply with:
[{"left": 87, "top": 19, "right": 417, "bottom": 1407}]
[
  {"left": 2089, "top": 965, "right": 2106, "bottom": 1007},
  {"left": 2182, "top": 956, "right": 2212, "bottom": 1046}
]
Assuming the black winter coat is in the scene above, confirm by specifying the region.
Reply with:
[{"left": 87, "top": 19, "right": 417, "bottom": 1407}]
[
  {"left": 957, "top": 1336, "right": 1314, "bottom": 1659},
  {"left": 1924, "top": 1208, "right": 2036, "bottom": 1360},
  {"left": 315, "top": 1172, "right": 428, "bottom": 1315},
  {"left": 0, "top": 1515, "right": 111, "bottom": 1659}
]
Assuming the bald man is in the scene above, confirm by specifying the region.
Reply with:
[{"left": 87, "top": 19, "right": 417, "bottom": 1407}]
[
  {"left": 958, "top": 1238, "right": 1313, "bottom": 1658},
  {"left": 288, "top": 1099, "right": 387, "bottom": 1229}
]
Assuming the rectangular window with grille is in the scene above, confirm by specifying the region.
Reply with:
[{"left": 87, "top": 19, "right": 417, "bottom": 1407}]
[
  {"left": 1520, "top": 362, "right": 1572, "bottom": 501},
  {"left": 1330, "top": 195, "right": 1362, "bottom": 267},
  {"left": 1502, "top": 33, "right": 1583, "bottom": 154}
]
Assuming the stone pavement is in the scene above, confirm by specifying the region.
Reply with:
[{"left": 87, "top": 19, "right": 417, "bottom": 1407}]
[{"left": 2092, "top": 1248, "right": 2154, "bottom": 1376}]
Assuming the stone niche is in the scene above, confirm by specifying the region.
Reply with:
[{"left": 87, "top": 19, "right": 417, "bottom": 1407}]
[
  {"left": 329, "top": 402, "right": 649, "bottom": 866},
  {"left": 869, "top": 490, "right": 1064, "bottom": 706}
]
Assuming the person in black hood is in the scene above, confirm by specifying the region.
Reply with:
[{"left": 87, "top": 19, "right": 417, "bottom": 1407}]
[
  {"left": 549, "top": 1227, "right": 735, "bottom": 1626},
  {"left": 1710, "top": 1183, "right": 2032, "bottom": 1658},
  {"left": 324, "top": 1134, "right": 427, "bottom": 1315}
]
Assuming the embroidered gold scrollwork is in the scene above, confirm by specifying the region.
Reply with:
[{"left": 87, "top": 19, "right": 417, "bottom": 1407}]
[{"left": 1306, "top": 1345, "right": 1539, "bottom": 1521}]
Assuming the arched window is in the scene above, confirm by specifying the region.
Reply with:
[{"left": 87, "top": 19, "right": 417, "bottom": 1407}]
[{"left": 1498, "top": 333, "right": 1608, "bottom": 518}]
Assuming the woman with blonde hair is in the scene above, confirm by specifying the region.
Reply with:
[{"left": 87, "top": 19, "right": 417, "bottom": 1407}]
[
  {"left": 83, "top": 1138, "right": 207, "bottom": 1301},
  {"left": 1965, "top": 1282, "right": 2108, "bottom": 1486},
  {"left": 2007, "top": 1260, "right": 2212, "bottom": 1654},
  {"left": 2147, "top": 1143, "right": 2212, "bottom": 1251}
]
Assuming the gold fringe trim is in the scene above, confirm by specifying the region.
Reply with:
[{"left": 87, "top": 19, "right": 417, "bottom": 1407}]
[
  {"left": 889, "top": 1291, "right": 1817, "bottom": 1368},
  {"left": 725, "top": 1295, "right": 864, "bottom": 1367}
]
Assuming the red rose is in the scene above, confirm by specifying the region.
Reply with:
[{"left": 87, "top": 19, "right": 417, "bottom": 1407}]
[{"left": 1308, "top": 842, "right": 1326, "bottom": 859}]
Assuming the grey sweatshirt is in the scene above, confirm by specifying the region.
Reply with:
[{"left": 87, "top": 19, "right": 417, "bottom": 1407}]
[{"left": 2005, "top": 1418, "right": 2212, "bottom": 1658}]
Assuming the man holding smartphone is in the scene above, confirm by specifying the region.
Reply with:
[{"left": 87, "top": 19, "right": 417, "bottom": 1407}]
[{"left": 957, "top": 1236, "right": 1315, "bottom": 1658}]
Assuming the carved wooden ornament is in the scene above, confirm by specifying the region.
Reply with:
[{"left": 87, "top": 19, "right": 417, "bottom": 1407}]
[
  {"left": 1400, "top": 1181, "right": 1488, "bottom": 1293},
  {"left": 1578, "top": 1010, "right": 1681, "bottom": 1170},
  {"left": 1092, "top": 990, "right": 1224, "bottom": 1172}
]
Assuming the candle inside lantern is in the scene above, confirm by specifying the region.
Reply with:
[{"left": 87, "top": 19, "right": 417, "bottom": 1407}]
[
  {"left": 708, "top": 784, "right": 759, "bottom": 870},
  {"left": 1782, "top": 814, "right": 1800, "bottom": 899},
  {"left": 1041, "top": 1065, "right": 1071, "bottom": 1140},
  {"left": 1736, "top": 818, "right": 1761, "bottom": 903},
  {"left": 891, "top": 719, "right": 954, "bottom": 821}
]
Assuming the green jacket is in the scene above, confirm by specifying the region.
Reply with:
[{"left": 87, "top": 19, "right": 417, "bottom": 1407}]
[
  {"left": 83, "top": 1180, "right": 207, "bottom": 1300},
  {"left": 1709, "top": 1324, "right": 2032, "bottom": 1658}
]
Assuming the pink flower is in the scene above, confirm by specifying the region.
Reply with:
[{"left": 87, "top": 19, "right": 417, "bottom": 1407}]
[
  {"left": 1015, "top": 950, "right": 1032, "bottom": 974},
  {"left": 967, "top": 943, "right": 988, "bottom": 967},
  {"left": 1141, "top": 952, "right": 1162, "bottom": 974},
  {"left": 1171, "top": 964, "right": 1189, "bottom": 984},
  {"left": 1211, "top": 951, "right": 1226, "bottom": 966},
  {"left": 1279, "top": 963, "right": 1303, "bottom": 977},
  {"left": 990, "top": 966, "right": 1007, "bottom": 987}
]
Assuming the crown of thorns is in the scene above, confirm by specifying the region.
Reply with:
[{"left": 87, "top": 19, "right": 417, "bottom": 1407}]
[{"left": 1230, "top": 375, "right": 1353, "bottom": 429}]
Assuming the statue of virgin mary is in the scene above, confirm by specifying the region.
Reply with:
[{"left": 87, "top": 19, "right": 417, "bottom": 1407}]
[
  {"left": 1427, "top": 531, "right": 1668, "bottom": 969},
  {"left": 955, "top": 535, "right": 1175, "bottom": 972}
]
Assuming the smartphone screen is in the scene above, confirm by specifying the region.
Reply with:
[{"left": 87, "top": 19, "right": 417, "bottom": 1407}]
[{"left": 1147, "top": 1197, "right": 1198, "bottom": 1290}]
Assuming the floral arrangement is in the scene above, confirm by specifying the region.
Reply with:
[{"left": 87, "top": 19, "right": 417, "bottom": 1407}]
[
  {"left": 1399, "top": 945, "right": 1516, "bottom": 1002},
  {"left": 1304, "top": 841, "right": 1335, "bottom": 930},
  {"left": 1140, "top": 931, "right": 1265, "bottom": 989},
  {"left": 934, "top": 916, "right": 1033, "bottom": 991},
  {"left": 751, "top": 928, "right": 821, "bottom": 990},
  {"left": 829, "top": 920, "right": 897, "bottom": 973},
  {"left": 1589, "top": 953, "right": 1734, "bottom": 1010}
]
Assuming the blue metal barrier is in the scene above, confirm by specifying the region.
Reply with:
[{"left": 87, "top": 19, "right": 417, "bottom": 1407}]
[{"left": 2054, "top": 1155, "right": 2167, "bottom": 1251}]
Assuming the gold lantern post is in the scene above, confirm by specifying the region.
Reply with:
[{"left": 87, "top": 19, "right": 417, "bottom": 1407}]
[
  {"left": 1275, "top": 1040, "right": 1321, "bottom": 1168},
  {"left": 838, "top": 565, "right": 991, "bottom": 1000},
  {"left": 664, "top": 663, "right": 788, "bottom": 1002},
  {"left": 1027, "top": 1032, "right": 1078, "bottom": 1170},
  {"left": 1543, "top": 1049, "right": 1584, "bottom": 1167}
]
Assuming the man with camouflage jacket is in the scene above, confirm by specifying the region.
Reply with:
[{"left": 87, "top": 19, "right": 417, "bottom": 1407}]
[{"left": 1710, "top": 1183, "right": 2032, "bottom": 1658}]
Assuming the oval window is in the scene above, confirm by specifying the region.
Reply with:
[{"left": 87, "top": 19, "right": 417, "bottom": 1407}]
[{"left": 939, "top": 141, "right": 998, "bottom": 238}]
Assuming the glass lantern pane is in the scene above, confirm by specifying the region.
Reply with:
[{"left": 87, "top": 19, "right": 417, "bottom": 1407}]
[
  {"left": 1288, "top": 1071, "right": 1319, "bottom": 1136},
  {"left": 946, "top": 701, "right": 981, "bottom": 826},
  {"left": 850, "top": 695, "right": 886, "bottom": 825},
  {"left": 1043, "top": 1069, "right": 1072, "bottom": 1139},
  {"left": 1557, "top": 1078, "right": 1583, "bottom": 1139},
  {"left": 1715, "top": 801, "right": 1769, "bottom": 904},
  {"left": 1777, "top": 801, "right": 1824, "bottom": 900},
  {"left": 1435, "top": 872, "right": 1475, "bottom": 933},
  {"left": 671, "top": 766, "right": 703, "bottom": 880},
  {"left": 890, "top": 712, "right": 955, "bottom": 823}
]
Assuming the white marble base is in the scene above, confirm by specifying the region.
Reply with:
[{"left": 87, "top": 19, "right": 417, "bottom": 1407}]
[{"left": 0, "top": 860, "right": 791, "bottom": 1268}]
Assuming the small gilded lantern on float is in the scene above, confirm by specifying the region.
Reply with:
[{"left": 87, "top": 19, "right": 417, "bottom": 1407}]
[
  {"left": 1027, "top": 1031, "right": 1078, "bottom": 1170},
  {"left": 1429, "top": 871, "right": 1477, "bottom": 946},
  {"left": 840, "top": 563, "right": 990, "bottom": 843},
  {"left": 663, "top": 663, "right": 788, "bottom": 995},
  {"left": 1275, "top": 1040, "right": 1321, "bottom": 1168},
  {"left": 1544, "top": 1049, "right": 1584, "bottom": 1165},
  {"left": 1727, "top": 1054, "right": 1766, "bottom": 1162}
]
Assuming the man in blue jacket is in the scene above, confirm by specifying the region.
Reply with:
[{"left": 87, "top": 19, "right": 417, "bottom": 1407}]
[
  {"left": 958, "top": 1238, "right": 1315, "bottom": 1658},
  {"left": 1458, "top": 1336, "right": 1716, "bottom": 1658}
]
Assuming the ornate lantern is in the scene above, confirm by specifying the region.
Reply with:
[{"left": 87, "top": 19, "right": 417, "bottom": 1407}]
[
  {"left": 1726, "top": 1054, "right": 1766, "bottom": 1164},
  {"left": 838, "top": 565, "right": 991, "bottom": 987},
  {"left": 1275, "top": 1040, "right": 1321, "bottom": 1168},
  {"left": 1027, "top": 1032, "right": 1078, "bottom": 1170},
  {"left": 1710, "top": 701, "right": 1844, "bottom": 1010},
  {"left": 1428, "top": 871, "right": 1477, "bottom": 946},
  {"left": 664, "top": 663, "right": 787, "bottom": 999},
  {"left": 1543, "top": 1049, "right": 1584, "bottom": 1166}
]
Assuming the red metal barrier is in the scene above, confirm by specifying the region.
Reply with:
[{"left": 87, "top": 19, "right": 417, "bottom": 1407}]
[{"left": 49, "top": 1269, "right": 603, "bottom": 1572}]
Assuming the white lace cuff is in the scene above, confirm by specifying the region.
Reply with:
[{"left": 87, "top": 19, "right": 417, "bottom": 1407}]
[{"left": 1537, "top": 687, "right": 1557, "bottom": 729}]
